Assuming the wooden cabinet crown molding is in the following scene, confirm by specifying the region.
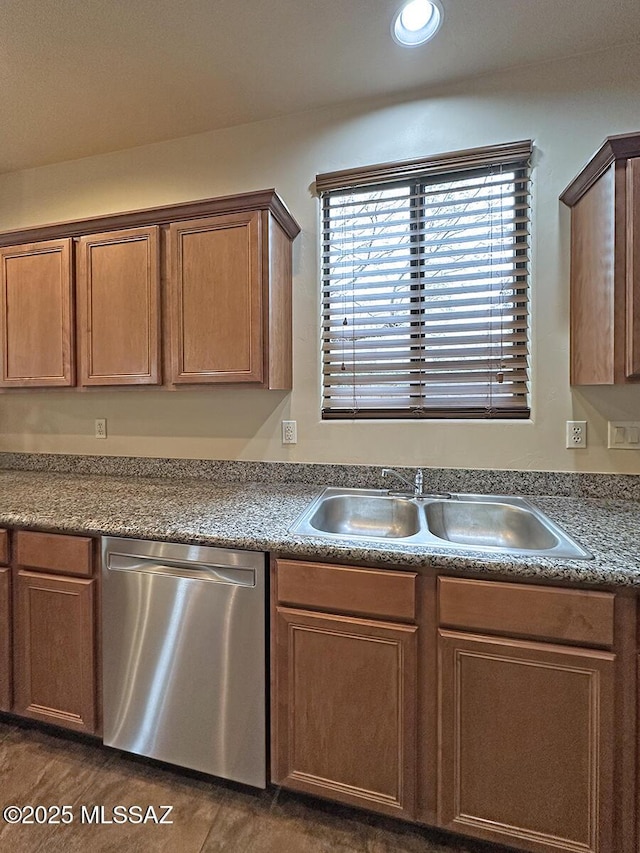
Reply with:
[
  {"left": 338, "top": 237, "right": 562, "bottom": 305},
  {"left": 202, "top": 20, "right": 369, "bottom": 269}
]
[
  {"left": 560, "top": 131, "right": 640, "bottom": 207},
  {"left": 0, "top": 189, "right": 300, "bottom": 247}
]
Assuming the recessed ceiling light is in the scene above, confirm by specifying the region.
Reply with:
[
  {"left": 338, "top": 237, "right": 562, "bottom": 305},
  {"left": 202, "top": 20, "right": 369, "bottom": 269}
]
[{"left": 392, "top": 0, "right": 443, "bottom": 47}]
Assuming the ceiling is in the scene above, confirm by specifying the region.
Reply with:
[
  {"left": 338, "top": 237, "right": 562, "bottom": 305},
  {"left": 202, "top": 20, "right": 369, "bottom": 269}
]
[{"left": 1, "top": 0, "right": 639, "bottom": 175}]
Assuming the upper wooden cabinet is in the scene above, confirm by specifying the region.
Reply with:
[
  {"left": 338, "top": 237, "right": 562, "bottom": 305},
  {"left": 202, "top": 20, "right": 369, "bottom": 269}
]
[
  {"left": 0, "top": 238, "right": 74, "bottom": 387},
  {"left": 0, "top": 190, "right": 299, "bottom": 391},
  {"left": 169, "top": 211, "right": 263, "bottom": 384},
  {"left": 77, "top": 226, "right": 161, "bottom": 386},
  {"left": 561, "top": 131, "right": 640, "bottom": 384}
]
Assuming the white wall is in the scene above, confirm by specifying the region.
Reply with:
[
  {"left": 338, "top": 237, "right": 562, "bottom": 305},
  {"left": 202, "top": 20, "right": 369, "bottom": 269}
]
[{"left": 1, "top": 43, "right": 640, "bottom": 473}]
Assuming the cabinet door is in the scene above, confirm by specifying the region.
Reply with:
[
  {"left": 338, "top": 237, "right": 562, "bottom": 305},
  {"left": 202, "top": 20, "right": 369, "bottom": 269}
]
[
  {"left": 438, "top": 630, "right": 614, "bottom": 853},
  {"left": 0, "top": 239, "right": 74, "bottom": 386},
  {"left": 273, "top": 607, "right": 417, "bottom": 819},
  {"left": 0, "top": 567, "right": 10, "bottom": 711},
  {"left": 626, "top": 157, "right": 640, "bottom": 379},
  {"left": 77, "top": 226, "right": 161, "bottom": 385},
  {"left": 168, "top": 211, "right": 263, "bottom": 384},
  {"left": 13, "top": 571, "right": 96, "bottom": 733}
]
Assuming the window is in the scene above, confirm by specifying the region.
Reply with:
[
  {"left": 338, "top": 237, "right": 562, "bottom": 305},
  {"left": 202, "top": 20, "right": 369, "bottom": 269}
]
[{"left": 316, "top": 140, "right": 532, "bottom": 419}]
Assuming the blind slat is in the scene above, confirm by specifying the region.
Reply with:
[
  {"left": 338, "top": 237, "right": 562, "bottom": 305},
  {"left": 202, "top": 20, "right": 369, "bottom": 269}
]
[
  {"left": 324, "top": 370, "right": 529, "bottom": 383},
  {"left": 323, "top": 280, "right": 527, "bottom": 301},
  {"left": 325, "top": 174, "right": 530, "bottom": 210},
  {"left": 326, "top": 204, "right": 529, "bottom": 228},
  {"left": 323, "top": 260, "right": 528, "bottom": 282},
  {"left": 324, "top": 352, "right": 528, "bottom": 368},
  {"left": 323, "top": 294, "right": 526, "bottom": 314},
  {"left": 326, "top": 319, "right": 528, "bottom": 338}
]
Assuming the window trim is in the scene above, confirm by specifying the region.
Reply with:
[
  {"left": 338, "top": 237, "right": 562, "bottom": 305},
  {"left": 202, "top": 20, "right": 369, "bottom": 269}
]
[
  {"left": 317, "top": 140, "right": 533, "bottom": 421},
  {"left": 315, "top": 140, "right": 533, "bottom": 193}
]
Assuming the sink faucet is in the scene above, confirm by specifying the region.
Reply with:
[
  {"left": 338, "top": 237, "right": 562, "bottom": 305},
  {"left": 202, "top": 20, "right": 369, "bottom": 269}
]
[
  {"left": 381, "top": 467, "right": 452, "bottom": 499},
  {"left": 382, "top": 467, "right": 425, "bottom": 497}
]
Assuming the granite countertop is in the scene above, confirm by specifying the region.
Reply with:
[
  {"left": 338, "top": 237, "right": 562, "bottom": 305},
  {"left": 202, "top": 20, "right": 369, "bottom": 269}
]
[{"left": 0, "top": 468, "right": 639, "bottom": 588}]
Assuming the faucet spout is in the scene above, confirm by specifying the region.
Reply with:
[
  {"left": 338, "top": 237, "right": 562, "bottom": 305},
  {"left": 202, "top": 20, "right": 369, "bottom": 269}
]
[
  {"left": 382, "top": 467, "right": 425, "bottom": 498},
  {"left": 382, "top": 467, "right": 452, "bottom": 500}
]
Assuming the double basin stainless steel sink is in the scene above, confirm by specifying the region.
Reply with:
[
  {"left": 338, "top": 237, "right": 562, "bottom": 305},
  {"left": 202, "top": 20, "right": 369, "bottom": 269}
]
[{"left": 290, "top": 488, "right": 592, "bottom": 559}]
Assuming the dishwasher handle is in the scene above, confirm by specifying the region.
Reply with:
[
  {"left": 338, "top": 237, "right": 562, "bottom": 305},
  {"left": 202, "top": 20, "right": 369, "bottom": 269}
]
[{"left": 106, "top": 553, "right": 256, "bottom": 587}]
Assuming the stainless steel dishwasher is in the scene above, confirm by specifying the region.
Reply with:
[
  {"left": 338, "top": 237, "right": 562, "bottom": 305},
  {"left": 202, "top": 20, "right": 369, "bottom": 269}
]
[{"left": 101, "top": 536, "right": 266, "bottom": 788}]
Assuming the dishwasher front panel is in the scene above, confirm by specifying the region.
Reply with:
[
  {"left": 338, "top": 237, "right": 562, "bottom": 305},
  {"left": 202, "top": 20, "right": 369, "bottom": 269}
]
[{"left": 102, "top": 537, "right": 266, "bottom": 788}]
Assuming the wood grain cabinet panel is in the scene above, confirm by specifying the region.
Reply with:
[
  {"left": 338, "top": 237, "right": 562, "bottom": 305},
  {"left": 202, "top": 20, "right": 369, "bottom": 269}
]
[
  {"left": 561, "top": 133, "right": 640, "bottom": 384},
  {"left": 0, "top": 191, "right": 298, "bottom": 393},
  {"left": 0, "top": 529, "right": 9, "bottom": 566},
  {"left": 77, "top": 226, "right": 161, "bottom": 385},
  {"left": 168, "top": 211, "right": 263, "bottom": 384},
  {"left": 13, "top": 571, "right": 97, "bottom": 734},
  {"left": 276, "top": 559, "right": 417, "bottom": 621},
  {"left": 626, "top": 157, "right": 640, "bottom": 379},
  {"left": 438, "top": 576, "right": 615, "bottom": 648},
  {"left": 15, "top": 530, "right": 93, "bottom": 578},
  {"left": 273, "top": 607, "right": 417, "bottom": 819},
  {"left": 437, "top": 630, "right": 614, "bottom": 853},
  {"left": 0, "top": 238, "right": 74, "bottom": 386},
  {"left": 0, "top": 567, "right": 10, "bottom": 711}
]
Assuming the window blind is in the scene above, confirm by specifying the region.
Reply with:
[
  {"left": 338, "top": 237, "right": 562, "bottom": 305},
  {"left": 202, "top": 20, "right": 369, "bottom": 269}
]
[{"left": 317, "top": 141, "right": 532, "bottom": 419}]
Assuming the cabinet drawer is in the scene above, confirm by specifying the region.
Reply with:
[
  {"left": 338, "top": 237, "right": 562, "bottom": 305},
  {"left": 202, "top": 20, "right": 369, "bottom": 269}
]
[
  {"left": 15, "top": 531, "right": 94, "bottom": 578},
  {"left": 438, "top": 576, "right": 614, "bottom": 648},
  {"left": 0, "top": 530, "right": 9, "bottom": 565},
  {"left": 276, "top": 559, "right": 416, "bottom": 622}
]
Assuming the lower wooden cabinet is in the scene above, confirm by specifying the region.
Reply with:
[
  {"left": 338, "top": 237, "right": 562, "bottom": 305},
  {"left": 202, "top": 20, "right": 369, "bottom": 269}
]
[
  {"left": 272, "top": 560, "right": 627, "bottom": 853},
  {"left": 0, "top": 566, "right": 10, "bottom": 711},
  {"left": 0, "top": 538, "right": 633, "bottom": 853},
  {"left": 272, "top": 606, "right": 418, "bottom": 819},
  {"left": 10, "top": 530, "right": 99, "bottom": 733},
  {"left": 13, "top": 571, "right": 96, "bottom": 733},
  {"left": 437, "top": 630, "right": 615, "bottom": 853}
]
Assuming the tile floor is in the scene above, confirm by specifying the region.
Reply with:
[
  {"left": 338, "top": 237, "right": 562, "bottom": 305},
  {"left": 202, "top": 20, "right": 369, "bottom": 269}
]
[{"left": 0, "top": 719, "right": 514, "bottom": 853}]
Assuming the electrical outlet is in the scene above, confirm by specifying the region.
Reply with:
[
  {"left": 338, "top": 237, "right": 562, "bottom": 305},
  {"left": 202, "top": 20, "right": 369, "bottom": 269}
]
[
  {"left": 95, "top": 418, "right": 107, "bottom": 439},
  {"left": 608, "top": 421, "right": 640, "bottom": 449},
  {"left": 282, "top": 420, "right": 297, "bottom": 445},
  {"left": 566, "top": 420, "right": 587, "bottom": 448}
]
